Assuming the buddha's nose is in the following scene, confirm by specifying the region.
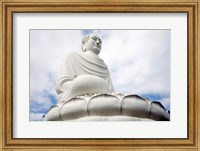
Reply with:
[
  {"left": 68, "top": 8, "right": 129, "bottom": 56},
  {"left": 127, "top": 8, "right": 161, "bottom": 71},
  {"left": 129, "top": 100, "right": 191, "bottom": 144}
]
[{"left": 96, "top": 39, "right": 100, "bottom": 45}]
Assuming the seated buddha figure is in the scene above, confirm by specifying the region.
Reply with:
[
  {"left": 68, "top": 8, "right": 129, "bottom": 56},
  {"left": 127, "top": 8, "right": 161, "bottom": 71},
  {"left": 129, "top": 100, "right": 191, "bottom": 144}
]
[
  {"left": 56, "top": 33, "right": 114, "bottom": 103},
  {"left": 44, "top": 33, "right": 170, "bottom": 121}
]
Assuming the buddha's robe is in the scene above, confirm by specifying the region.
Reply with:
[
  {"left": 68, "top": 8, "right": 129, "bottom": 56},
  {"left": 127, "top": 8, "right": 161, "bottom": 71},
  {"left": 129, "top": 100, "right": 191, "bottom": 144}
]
[{"left": 56, "top": 51, "right": 114, "bottom": 102}]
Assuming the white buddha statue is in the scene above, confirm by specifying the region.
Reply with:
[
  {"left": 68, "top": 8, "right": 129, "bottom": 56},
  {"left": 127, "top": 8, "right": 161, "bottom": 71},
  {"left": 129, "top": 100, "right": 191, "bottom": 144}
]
[
  {"left": 43, "top": 33, "right": 170, "bottom": 121},
  {"left": 56, "top": 34, "right": 114, "bottom": 103}
]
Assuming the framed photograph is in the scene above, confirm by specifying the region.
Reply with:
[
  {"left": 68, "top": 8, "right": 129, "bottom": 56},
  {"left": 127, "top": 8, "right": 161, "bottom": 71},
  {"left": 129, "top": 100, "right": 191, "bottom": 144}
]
[{"left": 1, "top": 0, "right": 199, "bottom": 150}]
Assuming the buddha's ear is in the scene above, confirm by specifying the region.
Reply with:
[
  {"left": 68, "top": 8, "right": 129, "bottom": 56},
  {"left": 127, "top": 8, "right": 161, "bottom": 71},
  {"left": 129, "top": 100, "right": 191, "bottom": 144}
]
[{"left": 81, "top": 44, "right": 86, "bottom": 52}]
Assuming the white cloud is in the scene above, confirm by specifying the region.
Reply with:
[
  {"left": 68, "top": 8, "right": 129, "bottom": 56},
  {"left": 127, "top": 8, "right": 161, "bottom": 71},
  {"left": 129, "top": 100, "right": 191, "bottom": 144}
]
[
  {"left": 30, "top": 30, "right": 83, "bottom": 108},
  {"left": 99, "top": 30, "right": 170, "bottom": 95},
  {"left": 30, "top": 112, "right": 45, "bottom": 121}
]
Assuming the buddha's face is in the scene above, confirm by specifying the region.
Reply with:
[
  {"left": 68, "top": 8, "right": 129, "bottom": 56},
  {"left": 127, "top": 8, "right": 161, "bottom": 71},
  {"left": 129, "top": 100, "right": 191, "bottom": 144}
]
[{"left": 84, "top": 34, "right": 102, "bottom": 55}]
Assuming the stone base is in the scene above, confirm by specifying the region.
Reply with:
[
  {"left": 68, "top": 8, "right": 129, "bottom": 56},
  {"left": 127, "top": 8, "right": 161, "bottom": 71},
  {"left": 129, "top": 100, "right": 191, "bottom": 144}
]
[
  {"left": 63, "top": 115, "right": 154, "bottom": 121},
  {"left": 43, "top": 93, "right": 170, "bottom": 121}
]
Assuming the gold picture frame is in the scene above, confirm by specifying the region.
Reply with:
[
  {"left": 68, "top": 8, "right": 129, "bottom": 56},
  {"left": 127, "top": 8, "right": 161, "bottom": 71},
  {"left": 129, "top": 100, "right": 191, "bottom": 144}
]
[{"left": 0, "top": 0, "right": 199, "bottom": 150}]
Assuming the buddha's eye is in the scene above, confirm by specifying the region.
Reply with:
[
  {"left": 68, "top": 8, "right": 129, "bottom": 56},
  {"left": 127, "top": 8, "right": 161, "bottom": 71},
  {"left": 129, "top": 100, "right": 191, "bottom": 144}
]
[
  {"left": 92, "top": 37, "right": 97, "bottom": 41},
  {"left": 91, "top": 36, "right": 102, "bottom": 44}
]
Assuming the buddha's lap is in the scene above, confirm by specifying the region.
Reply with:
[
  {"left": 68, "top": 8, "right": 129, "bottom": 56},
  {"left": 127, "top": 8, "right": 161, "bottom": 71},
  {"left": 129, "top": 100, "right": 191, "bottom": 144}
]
[{"left": 66, "top": 75, "right": 111, "bottom": 99}]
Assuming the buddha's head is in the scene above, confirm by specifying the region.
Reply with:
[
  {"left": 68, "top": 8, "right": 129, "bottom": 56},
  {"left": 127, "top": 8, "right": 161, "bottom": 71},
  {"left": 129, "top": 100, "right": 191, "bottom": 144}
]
[{"left": 81, "top": 33, "right": 102, "bottom": 55}]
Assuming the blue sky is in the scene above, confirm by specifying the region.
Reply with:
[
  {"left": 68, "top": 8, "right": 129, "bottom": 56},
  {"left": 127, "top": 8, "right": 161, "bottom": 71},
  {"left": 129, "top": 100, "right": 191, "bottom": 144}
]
[{"left": 30, "top": 30, "right": 170, "bottom": 121}]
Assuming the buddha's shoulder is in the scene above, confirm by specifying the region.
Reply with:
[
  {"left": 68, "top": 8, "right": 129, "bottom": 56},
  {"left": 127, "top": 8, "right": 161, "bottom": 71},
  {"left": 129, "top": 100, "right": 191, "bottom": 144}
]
[{"left": 66, "top": 51, "right": 82, "bottom": 58}]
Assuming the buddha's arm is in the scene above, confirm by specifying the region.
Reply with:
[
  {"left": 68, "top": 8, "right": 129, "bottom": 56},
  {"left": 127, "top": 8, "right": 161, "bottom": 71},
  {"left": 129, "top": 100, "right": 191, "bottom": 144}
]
[
  {"left": 56, "top": 53, "right": 76, "bottom": 102},
  {"left": 55, "top": 75, "right": 73, "bottom": 103},
  {"left": 56, "top": 76, "right": 73, "bottom": 93},
  {"left": 107, "top": 70, "right": 115, "bottom": 92}
]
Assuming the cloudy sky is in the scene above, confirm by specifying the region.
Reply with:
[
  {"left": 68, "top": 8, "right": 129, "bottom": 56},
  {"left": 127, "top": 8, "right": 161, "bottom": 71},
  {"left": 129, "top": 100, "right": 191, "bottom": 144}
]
[{"left": 30, "top": 30, "right": 170, "bottom": 121}]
